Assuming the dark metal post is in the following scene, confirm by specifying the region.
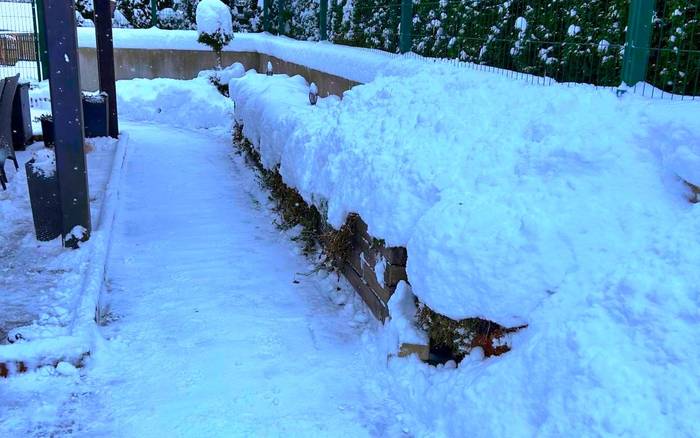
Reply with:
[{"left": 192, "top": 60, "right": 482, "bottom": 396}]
[
  {"left": 41, "top": 0, "right": 91, "bottom": 247},
  {"left": 399, "top": 0, "right": 412, "bottom": 54},
  {"left": 319, "top": 0, "right": 328, "bottom": 41},
  {"left": 263, "top": 0, "right": 271, "bottom": 32},
  {"left": 30, "top": 0, "right": 42, "bottom": 80},
  {"left": 621, "top": 0, "right": 655, "bottom": 88},
  {"left": 151, "top": 0, "right": 158, "bottom": 27},
  {"left": 35, "top": 0, "right": 50, "bottom": 79},
  {"left": 277, "top": 0, "right": 285, "bottom": 35},
  {"left": 94, "top": 0, "right": 119, "bottom": 138}
]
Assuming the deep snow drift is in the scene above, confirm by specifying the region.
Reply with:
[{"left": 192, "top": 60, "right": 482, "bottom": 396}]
[{"left": 229, "top": 59, "right": 700, "bottom": 435}]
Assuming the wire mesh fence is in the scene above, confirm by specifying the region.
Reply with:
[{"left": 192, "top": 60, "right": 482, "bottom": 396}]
[
  {"left": 70, "top": 0, "right": 700, "bottom": 99},
  {"left": 272, "top": 0, "right": 700, "bottom": 99},
  {"left": 0, "top": 0, "right": 40, "bottom": 82}
]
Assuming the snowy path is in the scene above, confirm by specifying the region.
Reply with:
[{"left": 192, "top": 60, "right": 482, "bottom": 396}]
[{"left": 0, "top": 123, "right": 403, "bottom": 436}]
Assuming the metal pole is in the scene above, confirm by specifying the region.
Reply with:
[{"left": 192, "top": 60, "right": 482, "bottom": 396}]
[
  {"left": 621, "top": 0, "right": 655, "bottom": 88},
  {"left": 151, "top": 0, "right": 158, "bottom": 28},
  {"left": 41, "top": 0, "right": 91, "bottom": 247},
  {"left": 35, "top": 0, "right": 50, "bottom": 79},
  {"left": 277, "top": 0, "right": 285, "bottom": 35},
  {"left": 263, "top": 0, "right": 270, "bottom": 32},
  {"left": 30, "top": 0, "right": 42, "bottom": 80},
  {"left": 399, "top": 0, "right": 412, "bottom": 54},
  {"left": 94, "top": 0, "right": 119, "bottom": 138},
  {"left": 319, "top": 0, "right": 328, "bottom": 41}
]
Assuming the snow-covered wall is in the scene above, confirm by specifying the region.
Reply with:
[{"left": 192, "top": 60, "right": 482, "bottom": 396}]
[
  {"left": 77, "top": 28, "right": 394, "bottom": 84},
  {"left": 226, "top": 58, "right": 700, "bottom": 435}
]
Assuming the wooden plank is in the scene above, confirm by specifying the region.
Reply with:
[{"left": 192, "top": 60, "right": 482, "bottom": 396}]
[
  {"left": 341, "top": 263, "right": 388, "bottom": 321},
  {"left": 383, "top": 246, "right": 407, "bottom": 266},
  {"left": 361, "top": 258, "right": 393, "bottom": 304},
  {"left": 384, "top": 264, "right": 408, "bottom": 290}
]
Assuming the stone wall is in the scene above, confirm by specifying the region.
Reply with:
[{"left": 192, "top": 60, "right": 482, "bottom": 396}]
[{"left": 78, "top": 48, "right": 358, "bottom": 97}]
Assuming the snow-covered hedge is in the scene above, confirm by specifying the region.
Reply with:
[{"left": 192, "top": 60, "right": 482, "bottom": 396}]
[
  {"left": 226, "top": 57, "right": 700, "bottom": 435},
  {"left": 76, "top": 0, "right": 261, "bottom": 32}
]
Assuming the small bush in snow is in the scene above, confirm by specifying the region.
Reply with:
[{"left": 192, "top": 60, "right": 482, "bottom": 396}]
[{"left": 196, "top": 0, "right": 234, "bottom": 68}]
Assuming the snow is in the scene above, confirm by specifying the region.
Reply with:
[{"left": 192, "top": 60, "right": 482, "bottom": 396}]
[
  {"left": 228, "top": 60, "right": 700, "bottom": 434},
  {"left": 385, "top": 282, "right": 428, "bottom": 348},
  {"left": 195, "top": 0, "right": 233, "bottom": 37},
  {"left": 115, "top": 75, "right": 234, "bottom": 130},
  {"left": 567, "top": 24, "right": 582, "bottom": 36},
  {"left": 198, "top": 62, "right": 246, "bottom": 85},
  {"left": 0, "top": 134, "right": 124, "bottom": 365},
  {"left": 0, "top": 121, "right": 408, "bottom": 436},
  {"left": 2, "top": 37, "right": 700, "bottom": 436},
  {"left": 77, "top": 28, "right": 399, "bottom": 83},
  {"left": 27, "top": 148, "right": 56, "bottom": 178}
]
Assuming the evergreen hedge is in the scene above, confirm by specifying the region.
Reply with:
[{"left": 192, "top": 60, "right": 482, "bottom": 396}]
[{"left": 76, "top": 0, "right": 700, "bottom": 94}]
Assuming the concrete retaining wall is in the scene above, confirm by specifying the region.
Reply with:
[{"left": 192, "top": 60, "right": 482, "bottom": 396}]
[{"left": 78, "top": 48, "right": 359, "bottom": 97}]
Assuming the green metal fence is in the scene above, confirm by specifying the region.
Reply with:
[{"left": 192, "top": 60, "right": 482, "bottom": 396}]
[
  {"left": 281, "top": 0, "right": 700, "bottom": 99},
  {"left": 0, "top": 0, "right": 42, "bottom": 81}
]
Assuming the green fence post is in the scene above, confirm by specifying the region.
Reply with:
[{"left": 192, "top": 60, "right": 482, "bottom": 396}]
[
  {"left": 277, "top": 0, "right": 285, "bottom": 35},
  {"left": 30, "top": 0, "right": 42, "bottom": 80},
  {"left": 319, "top": 0, "right": 328, "bottom": 40},
  {"left": 151, "top": 0, "right": 158, "bottom": 27},
  {"left": 34, "top": 0, "right": 49, "bottom": 80},
  {"left": 621, "top": 0, "right": 655, "bottom": 88},
  {"left": 399, "top": 0, "right": 412, "bottom": 53},
  {"left": 263, "top": 0, "right": 271, "bottom": 32}
]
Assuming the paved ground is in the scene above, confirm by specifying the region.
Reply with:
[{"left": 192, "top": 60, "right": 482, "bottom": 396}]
[{"left": 0, "top": 122, "right": 406, "bottom": 437}]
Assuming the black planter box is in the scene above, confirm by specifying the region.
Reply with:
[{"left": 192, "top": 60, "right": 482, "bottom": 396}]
[
  {"left": 25, "top": 158, "right": 62, "bottom": 242},
  {"left": 40, "top": 118, "right": 55, "bottom": 148},
  {"left": 11, "top": 82, "right": 32, "bottom": 151},
  {"left": 82, "top": 94, "right": 109, "bottom": 138}
]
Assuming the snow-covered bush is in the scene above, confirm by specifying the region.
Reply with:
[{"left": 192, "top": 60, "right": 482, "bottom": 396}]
[
  {"left": 157, "top": 7, "right": 187, "bottom": 29},
  {"left": 113, "top": 9, "right": 132, "bottom": 28},
  {"left": 116, "top": 0, "right": 152, "bottom": 28},
  {"left": 196, "top": 0, "right": 234, "bottom": 68},
  {"left": 75, "top": 0, "right": 94, "bottom": 24},
  {"left": 288, "top": 0, "right": 320, "bottom": 41}
]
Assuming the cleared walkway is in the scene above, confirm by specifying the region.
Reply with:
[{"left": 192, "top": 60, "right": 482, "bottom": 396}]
[{"left": 0, "top": 122, "right": 405, "bottom": 436}]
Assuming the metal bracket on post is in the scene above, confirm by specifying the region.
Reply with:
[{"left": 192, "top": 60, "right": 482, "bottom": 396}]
[
  {"left": 151, "top": 0, "right": 158, "bottom": 28},
  {"left": 41, "top": 0, "right": 91, "bottom": 248},
  {"left": 94, "top": 0, "right": 119, "bottom": 138},
  {"left": 399, "top": 0, "right": 412, "bottom": 54},
  {"left": 319, "top": 0, "right": 328, "bottom": 41},
  {"left": 620, "top": 0, "right": 655, "bottom": 91}
]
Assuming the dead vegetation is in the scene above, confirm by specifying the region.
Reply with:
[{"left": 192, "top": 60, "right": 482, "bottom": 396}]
[
  {"left": 234, "top": 122, "right": 525, "bottom": 363},
  {"left": 234, "top": 124, "right": 355, "bottom": 268},
  {"left": 417, "top": 302, "right": 527, "bottom": 360},
  {"left": 685, "top": 180, "right": 700, "bottom": 203}
]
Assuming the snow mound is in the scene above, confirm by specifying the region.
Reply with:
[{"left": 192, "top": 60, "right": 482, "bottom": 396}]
[
  {"left": 229, "top": 60, "right": 700, "bottom": 434},
  {"left": 116, "top": 76, "right": 234, "bottom": 130}
]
